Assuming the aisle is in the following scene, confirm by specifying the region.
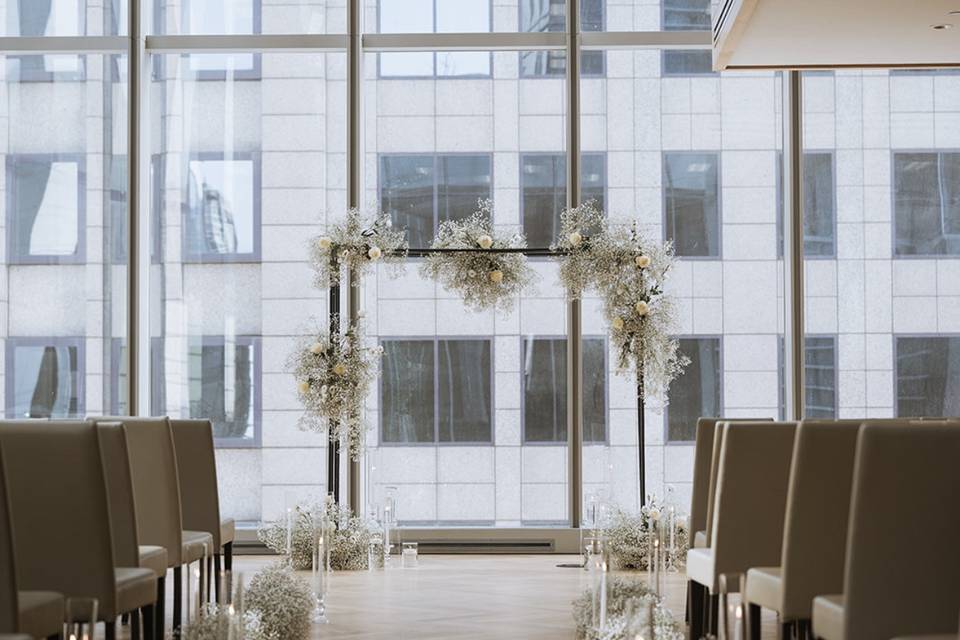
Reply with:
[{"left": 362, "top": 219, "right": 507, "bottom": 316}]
[{"left": 233, "top": 554, "right": 690, "bottom": 640}]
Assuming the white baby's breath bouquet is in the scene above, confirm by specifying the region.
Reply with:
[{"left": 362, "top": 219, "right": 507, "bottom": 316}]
[{"left": 311, "top": 208, "right": 407, "bottom": 287}]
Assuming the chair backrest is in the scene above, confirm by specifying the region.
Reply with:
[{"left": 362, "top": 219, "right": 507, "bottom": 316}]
[
  {"left": 0, "top": 421, "right": 118, "bottom": 613},
  {"left": 690, "top": 418, "right": 719, "bottom": 537},
  {"left": 711, "top": 421, "right": 797, "bottom": 581},
  {"left": 107, "top": 417, "right": 184, "bottom": 566},
  {"left": 0, "top": 445, "right": 20, "bottom": 633},
  {"left": 95, "top": 422, "right": 141, "bottom": 568},
  {"left": 169, "top": 419, "right": 223, "bottom": 547},
  {"left": 779, "top": 420, "right": 863, "bottom": 619},
  {"left": 843, "top": 421, "right": 960, "bottom": 640}
]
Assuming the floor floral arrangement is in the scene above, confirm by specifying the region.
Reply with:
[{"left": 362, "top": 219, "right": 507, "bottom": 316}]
[
  {"left": 603, "top": 502, "right": 689, "bottom": 571},
  {"left": 258, "top": 497, "right": 382, "bottom": 571},
  {"left": 572, "top": 576, "right": 684, "bottom": 640}
]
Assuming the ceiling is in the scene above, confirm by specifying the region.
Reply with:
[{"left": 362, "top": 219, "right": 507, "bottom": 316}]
[{"left": 713, "top": 0, "right": 960, "bottom": 70}]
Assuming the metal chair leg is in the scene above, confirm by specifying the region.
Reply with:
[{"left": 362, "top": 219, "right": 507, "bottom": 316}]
[
  {"left": 748, "top": 603, "right": 762, "bottom": 640},
  {"left": 688, "top": 580, "right": 705, "bottom": 639},
  {"left": 105, "top": 621, "right": 117, "bottom": 640},
  {"left": 224, "top": 541, "right": 233, "bottom": 572},
  {"left": 173, "top": 565, "right": 183, "bottom": 638},
  {"left": 142, "top": 603, "right": 156, "bottom": 640},
  {"left": 214, "top": 553, "right": 222, "bottom": 603},
  {"left": 131, "top": 608, "right": 140, "bottom": 640},
  {"left": 156, "top": 574, "right": 166, "bottom": 640}
]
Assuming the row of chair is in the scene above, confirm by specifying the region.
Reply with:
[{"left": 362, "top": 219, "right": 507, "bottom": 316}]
[
  {"left": 0, "top": 417, "right": 235, "bottom": 639},
  {"left": 684, "top": 418, "right": 960, "bottom": 640}
]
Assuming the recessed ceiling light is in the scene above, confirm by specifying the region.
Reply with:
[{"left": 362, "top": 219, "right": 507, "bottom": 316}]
[{"left": 931, "top": 23, "right": 953, "bottom": 30}]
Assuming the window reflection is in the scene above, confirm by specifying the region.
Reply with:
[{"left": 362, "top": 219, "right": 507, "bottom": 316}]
[
  {"left": 667, "top": 337, "right": 721, "bottom": 442},
  {"left": 521, "top": 153, "right": 605, "bottom": 249},
  {"left": 896, "top": 337, "right": 960, "bottom": 417},
  {"left": 6, "top": 338, "right": 83, "bottom": 419},
  {"left": 7, "top": 155, "right": 84, "bottom": 262},
  {"left": 184, "top": 155, "right": 259, "bottom": 260},
  {"left": 663, "top": 152, "right": 720, "bottom": 258},
  {"left": 894, "top": 152, "right": 960, "bottom": 256}
]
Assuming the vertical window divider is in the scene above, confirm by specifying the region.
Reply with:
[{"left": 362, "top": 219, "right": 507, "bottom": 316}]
[
  {"left": 565, "top": 0, "right": 584, "bottom": 528},
  {"left": 347, "top": 0, "right": 363, "bottom": 513},
  {"left": 783, "top": 70, "right": 805, "bottom": 420}
]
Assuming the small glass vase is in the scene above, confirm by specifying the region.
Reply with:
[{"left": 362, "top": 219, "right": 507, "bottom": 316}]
[
  {"left": 401, "top": 542, "right": 419, "bottom": 568},
  {"left": 368, "top": 532, "right": 384, "bottom": 571},
  {"left": 311, "top": 517, "right": 330, "bottom": 624}
]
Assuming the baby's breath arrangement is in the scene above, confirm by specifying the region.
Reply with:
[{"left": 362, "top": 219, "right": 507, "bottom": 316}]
[
  {"left": 290, "top": 320, "right": 382, "bottom": 459},
  {"left": 601, "top": 502, "right": 689, "bottom": 571},
  {"left": 258, "top": 497, "right": 381, "bottom": 571},
  {"left": 420, "top": 201, "right": 536, "bottom": 311},
  {"left": 555, "top": 208, "right": 687, "bottom": 402},
  {"left": 572, "top": 577, "right": 683, "bottom": 640},
  {"left": 181, "top": 604, "right": 273, "bottom": 640},
  {"left": 245, "top": 564, "right": 315, "bottom": 640},
  {"left": 311, "top": 208, "right": 408, "bottom": 287}
]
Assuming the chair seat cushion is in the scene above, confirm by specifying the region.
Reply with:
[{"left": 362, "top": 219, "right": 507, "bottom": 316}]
[
  {"left": 686, "top": 548, "right": 717, "bottom": 592},
  {"left": 745, "top": 567, "right": 782, "bottom": 612},
  {"left": 139, "top": 544, "right": 168, "bottom": 578},
  {"left": 18, "top": 590, "right": 63, "bottom": 638},
  {"left": 220, "top": 517, "right": 236, "bottom": 546},
  {"left": 694, "top": 530, "right": 707, "bottom": 549},
  {"left": 115, "top": 567, "right": 158, "bottom": 618},
  {"left": 890, "top": 636, "right": 960, "bottom": 640},
  {"left": 183, "top": 530, "right": 215, "bottom": 563},
  {"left": 812, "top": 594, "right": 845, "bottom": 640},
  {"left": 0, "top": 634, "right": 33, "bottom": 639}
]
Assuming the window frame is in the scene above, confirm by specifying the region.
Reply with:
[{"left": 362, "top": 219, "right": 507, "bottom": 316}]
[
  {"left": 519, "top": 334, "right": 609, "bottom": 446},
  {"left": 776, "top": 334, "right": 839, "bottom": 420},
  {"left": 660, "top": 0, "right": 715, "bottom": 78},
  {"left": 378, "top": 335, "right": 496, "bottom": 446},
  {"left": 5, "top": 336, "right": 86, "bottom": 420},
  {"left": 5, "top": 152, "right": 87, "bottom": 265},
  {"left": 662, "top": 150, "right": 723, "bottom": 260},
  {"left": 891, "top": 149, "right": 960, "bottom": 259},
  {"left": 7, "top": 0, "right": 88, "bottom": 82},
  {"left": 664, "top": 334, "right": 724, "bottom": 444},
  {"left": 173, "top": 0, "right": 263, "bottom": 81},
  {"left": 180, "top": 150, "right": 262, "bottom": 264},
  {"left": 517, "top": 0, "right": 606, "bottom": 79},
  {"left": 775, "top": 149, "right": 838, "bottom": 260},
  {"left": 377, "top": 151, "right": 494, "bottom": 250}
]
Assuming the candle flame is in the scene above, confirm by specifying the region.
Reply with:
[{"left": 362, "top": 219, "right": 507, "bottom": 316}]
[{"left": 228, "top": 604, "right": 236, "bottom": 615}]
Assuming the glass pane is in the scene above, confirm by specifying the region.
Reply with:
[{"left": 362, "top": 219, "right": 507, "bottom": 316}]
[
  {"left": 382, "top": 340, "right": 435, "bottom": 443},
  {"left": 894, "top": 152, "right": 960, "bottom": 256},
  {"left": 1, "top": 54, "right": 127, "bottom": 421},
  {"left": 153, "top": 0, "right": 344, "bottom": 34},
  {"left": 519, "top": 0, "right": 602, "bottom": 76},
  {"left": 520, "top": 153, "right": 605, "bottom": 248},
  {"left": 663, "top": 152, "right": 721, "bottom": 257},
  {"left": 374, "top": 0, "right": 536, "bottom": 33},
  {"left": 151, "top": 52, "right": 345, "bottom": 522},
  {"left": 438, "top": 339, "right": 492, "bottom": 442},
  {"left": 2, "top": 0, "right": 123, "bottom": 36},
  {"left": 896, "top": 337, "right": 960, "bottom": 416},
  {"left": 667, "top": 337, "right": 721, "bottom": 441}
]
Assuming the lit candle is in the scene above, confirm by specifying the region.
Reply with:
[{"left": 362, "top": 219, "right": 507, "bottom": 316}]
[
  {"left": 599, "top": 560, "right": 608, "bottom": 631},
  {"left": 669, "top": 506, "right": 676, "bottom": 568},
  {"left": 653, "top": 538, "right": 661, "bottom": 597}
]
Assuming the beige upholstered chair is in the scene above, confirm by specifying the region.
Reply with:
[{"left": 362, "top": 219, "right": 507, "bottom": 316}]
[
  {"left": 114, "top": 417, "right": 213, "bottom": 637},
  {"left": 169, "top": 419, "right": 235, "bottom": 602},
  {"left": 812, "top": 422, "right": 960, "bottom": 640},
  {"left": 0, "top": 421, "right": 157, "bottom": 640},
  {"left": 97, "top": 422, "right": 168, "bottom": 639},
  {"left": 687, "top": 421, "right": 798, "bottom": 638},
  {"left": 690, "top": 418, "right": 719, "bottom": 551},
  {"left": 0, "top": 442, "right": 63, "bottom": 640}
]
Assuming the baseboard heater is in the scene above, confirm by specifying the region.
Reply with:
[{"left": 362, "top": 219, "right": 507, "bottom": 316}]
[{"left": 232, "top": 539, "right": 557, "bottom": 555}]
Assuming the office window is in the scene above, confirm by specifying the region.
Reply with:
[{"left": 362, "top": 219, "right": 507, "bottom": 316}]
[
  {"left": 378, "top": 0, "right": 490, "bottom": 77},
  {"left": 777, "top": 336, "right": 838, "bottom": 419},
  {"left": 663, "top": 152, "right": 720, "bottom": 258},
  {"left": 662, "top": 0, "right": 714, "bottom": 76},
  {"left": 894, "top": 152, "right": 960, "bottom": 256},
  {"left": 666, "top": 337, "right": 721, "bottom": 442},
  {"left": 381, "top": 338, "right": 493, "bottom": 444},
  {"left": 6, "top": 0, "right": 85, "bottom": 81},
  {"left": 776, "top": 152, "right": 837, "bottom": 257},
  {"left": 6, "top": 155, "right": 85, "bottom": 264},
  {"left": 380, "top": 154, "right": 492, "bottom": 248},
  {"left": 187, "top": 337, "right": 260, "bottom": 442},
  {"left": 521, "top": 153, "right": 605, "bottom": 249},
  {"left": 173, "top": 0, "right": 261, "bottom": 78},
  {"left": 522, "top": 336, "right": 606, "bottom": 443},
  {"left": 896, "top": 337, "right": 960, "bottom": 417},
  {"left": 183, "top": 153, "right": 260, "bottom": 262},
  {"left": 520, "top": 0, "right": 604, "bottom": 77},
  {"left": 5, "top": 338, "right": 84, "bottom": 419}
]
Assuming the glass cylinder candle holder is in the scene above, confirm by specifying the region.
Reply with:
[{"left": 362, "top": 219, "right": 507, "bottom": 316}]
[
  {"left": 368, "top": 532, "right": 384, "bottom": 571},
  {"left": 401, "top": 542, "right": 419, "bottom": 568},
  {"left": 311, "top": 519, "right": 329, "bottom": 625}
]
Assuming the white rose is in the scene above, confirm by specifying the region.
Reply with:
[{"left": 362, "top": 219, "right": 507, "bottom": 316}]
[
  {"left": 649, "top": 507, "right": 661, "bottom": 521},
  {"left": 569, "top": 231, "right": 583, "bottom": 247},
  {"left": 478, "top": 234, "right": 494, "bottom": 250},
  {"left": 317, "top": 236, "right": 332, "bottom": 250},
  {"left": 612, "top": 317, "right": 625, "bottom": 331},
  {"left": 368, "top": 246, "right": 382, "bottom": 260},
  {"left": 635, "top": 254, "right": 651, "bottom": 268},
  {"left": 297, "top": 380, "right": 310, "bottom": 394},
  {"left": 635, "top": 300, "right": 650, "bottom": 316},
  {"left": 332, "top": 362, "right": 347, "bottom": 376},
  {"left": 309, "top": 342, "right": 324, "bottom": 355},
  {"left": 489, "top": 270, "right": 504, "bottom": 283}
]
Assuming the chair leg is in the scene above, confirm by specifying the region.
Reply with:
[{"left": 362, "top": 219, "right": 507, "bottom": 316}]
[
  {"left": 173, "top": 565, "right": 183, "bottom": 638},
  {"left": 224, "top": 541, "right": 233, "bottom": 572},
  {"left": 778, "top": 618, "right": 794, "bottom": 640},
  {"left": 105, "top": 621, "right": 117, "bottom": 640},
  {"left": 748, "top": 603, "right": 761, "bottom": 640},
  {"left": 707, "top": 593, "right": 720, "bottom": 637},
  {"left": 206, "top": 554, "right": 213, "bottom": 603},
  {"left": 156, "top": 574, "right": 166, "bottom": 640},
  {"left": 121, "top": 613, "right": 130, "bottom": 625},
  {"left": 131, "top": 608, "right": 141, "bottom": 640},
  {"left": 142, "top": 604, "right": 155, "bottom": 640},
  {"left": 797, "top": 619, "right": 811, "bottom": 640},
  {"left": 214, "top": 553, "right": 222, "bottom": 603},
  {"left": 688, "top": 580, "right": 705, "bottom": 640}
]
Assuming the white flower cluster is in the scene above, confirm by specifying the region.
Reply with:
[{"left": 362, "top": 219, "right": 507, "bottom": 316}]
[
  {"left": 420, "top": 200, "right": 537, "bottom": 312},
  {"left": 572, "top": 576, "right": 684, "bottom": 640},
  {"left": 245, "top": 564, "right": 316, "bottom": 640},
  {"left": 555, "top": 205, "right": 687, "bottom": 402},
  {"left": 289, "top": 322, "right": 382, "bottom": 460},
  {"left": 310, "top": 208, "right": 408, "bottom": 287},
  {"left": 600, "top": 502, "right": 689, "bottom": 571},
  {"left": 181, "top": 604, "right": 273, "bottom": 640}
]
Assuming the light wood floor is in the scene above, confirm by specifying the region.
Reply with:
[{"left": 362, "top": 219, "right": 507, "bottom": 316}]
[{"left": 144, "top": 554, "right": 780, "bottom": 639}]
